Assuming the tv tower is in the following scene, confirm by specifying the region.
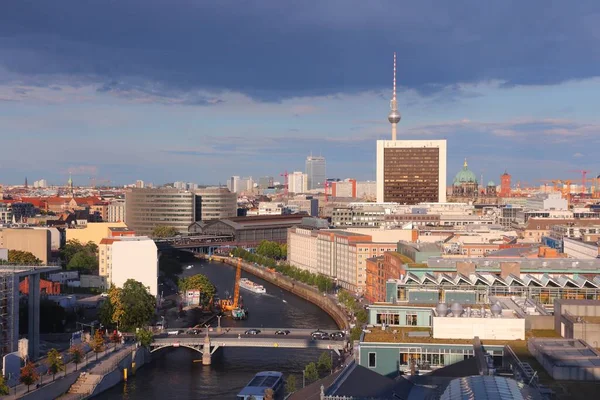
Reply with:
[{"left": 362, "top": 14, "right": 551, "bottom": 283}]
[{"left": 387, "top": 52, "right": 401, "bottom": 140}]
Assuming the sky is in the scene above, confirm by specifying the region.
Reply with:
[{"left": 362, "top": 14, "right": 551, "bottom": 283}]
[{"left": 1, "top": 1, "right": 600, "bottom": 187}]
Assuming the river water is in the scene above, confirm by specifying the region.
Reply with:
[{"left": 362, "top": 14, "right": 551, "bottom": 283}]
[{"left": 96, "top": 259, "right": 338, "bottom": 399}]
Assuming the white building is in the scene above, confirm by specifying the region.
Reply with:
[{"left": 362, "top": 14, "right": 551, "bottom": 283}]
[
  {"left": 356, "top": 181, "right": 376, "bottom": 200},
  {"left": 110, "top": 237, "right": 158, "bottom": 296},
  {"left": 287, "top": 227, "right": 319, "bottom": 274},
  {"left": 0, "top": 204, "right": 12, "bottom": 224},
  {"left": 228, "top": 176, "right": 254, "bottom": 193},
  {"left": 376, "top": 140, "right": 447, "bottom": 204},
  {"left": 525, "top": 193, "right": 568, "bottom": 211},
  {"left": 258, "top": 202, "right": 285, "bottom": 215},
  {"left": 288, "top": 171, "right": 308, "bottom": 194},
  {"left": 563, "top": 237, "right": 599, "bottom": 260},
  {"left": 135, "top": 180, "right": 145, "bottom": 188},
  {"left": 107, "top": 200, "right": 126, "bottom": 222}
]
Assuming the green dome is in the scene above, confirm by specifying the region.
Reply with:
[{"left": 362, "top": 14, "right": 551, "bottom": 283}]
[
  {"left": 487, "top": 181, "right": 495, "bottom": 187},
  {"left": 453, "top": 159, "right": 477, "bottom": 184}
]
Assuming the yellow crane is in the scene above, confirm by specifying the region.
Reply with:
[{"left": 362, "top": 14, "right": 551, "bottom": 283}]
[{"left": 219, "top": 258, "right": 242, "bottom": 312}]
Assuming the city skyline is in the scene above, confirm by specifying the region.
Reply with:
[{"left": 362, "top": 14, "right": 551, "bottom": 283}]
[{"left": 1, "top": 2, "right": 600, "bottom": 185}]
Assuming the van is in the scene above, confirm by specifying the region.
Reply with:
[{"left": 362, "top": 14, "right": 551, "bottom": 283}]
[{"left": 167, "top": 330, "right": 181, "bottom": 336}]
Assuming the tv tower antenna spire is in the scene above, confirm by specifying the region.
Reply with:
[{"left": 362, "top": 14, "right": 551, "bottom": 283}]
[{"left": 387, "top": 52, "right": 401, "bottom": 140}]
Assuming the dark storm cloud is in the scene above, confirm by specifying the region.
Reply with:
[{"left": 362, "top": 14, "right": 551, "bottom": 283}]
[{"left": 1, "top": 0, "right": 599, "bottom": 101}]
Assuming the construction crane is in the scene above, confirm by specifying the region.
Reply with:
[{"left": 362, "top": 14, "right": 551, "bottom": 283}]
[
  {"left": 539, "top": 179, "right": 561, "bottom": 193},
  {"left": 569, "top": 170, "right": 591, "bottom": 195},
  {"left": 219, "top": 258, "right": 246, "bottom": 319},
  {"left": 280, "top": 171, "right": 289, "bottom": 197}
]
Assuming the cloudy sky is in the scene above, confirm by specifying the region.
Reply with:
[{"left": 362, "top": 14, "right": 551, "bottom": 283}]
[{"left": 1, "top": 1, "right": 600, "bottom": 187}]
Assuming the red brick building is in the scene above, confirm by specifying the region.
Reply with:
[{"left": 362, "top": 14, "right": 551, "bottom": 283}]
[{"left": 20, "top": 277, "right": 61, "bottom": 295}]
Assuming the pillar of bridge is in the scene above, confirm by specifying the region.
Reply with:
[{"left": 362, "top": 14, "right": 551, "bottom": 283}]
[
  {"left": 202, "top": 331, "right": 212, "bottom": 365},
  {"left": 216, "top": 315, "right": 222, "bottom": 333},
  {"left": 9, "top": 275, "right": 21, "bottom": 354},
  {"left": 28, "top": 273, "right": 41, "bottom": 360}
]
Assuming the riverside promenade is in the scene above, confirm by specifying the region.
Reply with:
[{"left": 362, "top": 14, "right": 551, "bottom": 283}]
[{"left": 3, "top": 343, "right": 135, "bottom": 400}]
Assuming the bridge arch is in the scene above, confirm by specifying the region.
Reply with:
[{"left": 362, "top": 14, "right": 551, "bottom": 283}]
[{"left": 150, "top": 343, "right": 204, "bottom": 354}]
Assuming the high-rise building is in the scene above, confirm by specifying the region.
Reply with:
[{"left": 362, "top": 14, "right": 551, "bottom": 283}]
[
  {"left": 135, "top": 180, "right": 145, "bottom": 189},
  {"left": 305, "top": 156, "right": 326, "bottom": 190},
  {"left": 288, "top": 171, "right": 308, "bottom": 194},
  {"left": 376, "top": 54, "right": 446, "bottom": 204},
  {"left": 125, "top": 188, "right": 195, "bottom": 235},
  {"left": 228, "top": 176, "right": 253, "bottom": 193},
  {"left": 258, "top": 176, "right": 274, "bottom": 189},
  {"left": 195, "top": 187, "right": 237, "bottom": 221}
]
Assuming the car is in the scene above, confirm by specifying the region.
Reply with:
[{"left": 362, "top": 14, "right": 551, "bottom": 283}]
[
  {"left": 100, "top": 293, "right": 109, "bottom": 298},
  {"left": 244, "top": 329, "right": 261, "bottom": 335},
  {"left": 187, "top": 328, "right": 202, "bottom": 335},
  {"left": 186, "top": 265, "right": 193, "bottom": 270},
  {"left": 275, "top": 330, "right": 290, "bottom": 335},
  {"left": 311, "top": 330, "right": 328, "bottom": 340},
  {"left": 330, "top": 331, "right": 345, "bottom": 340}
]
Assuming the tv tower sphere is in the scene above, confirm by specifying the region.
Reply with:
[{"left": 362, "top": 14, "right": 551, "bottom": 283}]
[{"left": 388, "top": 109, "right": 401, "bottom": 124}]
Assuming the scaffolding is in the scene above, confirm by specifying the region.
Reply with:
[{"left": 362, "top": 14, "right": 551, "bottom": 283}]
[{"left": 0, "top": 271, "right": 15, "bottom": 359}]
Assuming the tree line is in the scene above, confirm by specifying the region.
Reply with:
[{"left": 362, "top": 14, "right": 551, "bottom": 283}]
[{"left": 231, "top": 246, "right": 334, "bottom": 293}]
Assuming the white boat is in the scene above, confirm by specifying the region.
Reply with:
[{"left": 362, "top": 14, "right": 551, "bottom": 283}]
[{"left": 239, "top": 278, "right": 267, "bottom": 294}]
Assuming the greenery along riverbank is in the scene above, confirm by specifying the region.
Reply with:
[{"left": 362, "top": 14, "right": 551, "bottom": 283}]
[{"left": 230, "top": 245, "right": 334, "bottom": 293}]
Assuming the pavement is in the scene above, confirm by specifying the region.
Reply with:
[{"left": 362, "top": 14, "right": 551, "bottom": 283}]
[{"left": 3, "top": 342, "right": 130, "bottom": 399}]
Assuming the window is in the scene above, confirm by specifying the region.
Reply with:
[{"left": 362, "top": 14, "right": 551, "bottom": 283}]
[
  {"left": 368, "top": 352, "right": 376, "bottom": 368},
  {"left": 406, "top": 314, "right": 418, "bottom": 326}
]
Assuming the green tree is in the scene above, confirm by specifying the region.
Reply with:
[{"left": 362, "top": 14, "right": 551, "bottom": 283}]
[
  {"left": 7, "top": 250, "right": 42, "bottom": 265},
  {"left": 349, "top": 326, "right": 362, "bottom": 341},
  {"left": 135, "top": 328, "right": 154, "bottom": 348},
  {"left": 67, "top": 251, "right": 98, "bottom": 272},
  {"left": 69, "top": 344, "right": 84, "bottom": 371},
  {"left": 317, "top": 351, "right": 333, "bottom": 376},
  {"left": 99, "top": 296, "right": 115, "bottom": 328},
  {"left": 91, "top": 329, "right": 105, "bottom": 360},
  {"left": 46, "top": 348, "right": 65, "bottom": 381},
  {"left": 178, "top": 274, "right": 216, "bottom": 300},
  {"left": 0, "top": 374, "right": 9, "bottom": 395},
  {"left": 304, "top": 362, "right": 319, "bottom": 383},
  {"left": 285, "top": 374, "right": 297, "bottom": 394},
  {"left": 355, "top": 308, "right": 368, "bottom": 325},
  {"left": 19, "top": 361, "right": 39, "bottom": 392},
  {"left": 151, "top": 225, "right": 179, "bottom": 238},
  {"left": 61, "top": 239, "right": 98, "bottom": 267},
  {"left": 108, "top": 280, "right": 156, "bottom": 332}
]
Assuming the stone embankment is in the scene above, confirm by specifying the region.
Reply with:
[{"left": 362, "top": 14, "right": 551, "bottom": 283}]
[{"left": 209, "top": 255, "right": 350, "bottom": 330}]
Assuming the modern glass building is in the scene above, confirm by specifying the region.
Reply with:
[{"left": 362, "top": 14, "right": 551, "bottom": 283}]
[
  {"left": 125, "top": 188, "right": 195, "bottom": 236},
  {"left": 305, "top": 155, "right": 326, "bottom": 190}
]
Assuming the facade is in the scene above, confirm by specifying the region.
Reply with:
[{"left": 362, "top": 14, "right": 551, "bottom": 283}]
[
  {"left": 125, "top": 188, "right": 195, "bottom": 235},
  {"left": 499, "top": 171, "right": 511, "bottom": 197},
  {"left": 305, "top": 155, "right": 326, "bottom": 190},
  {"left": 563, "top": 237, "right": 599, "bottom": 259},
  {"left": 106, "top": 200, "right": 126, "bottom": 222},
  {"left": 228, "top": 176, "right": 254, "bottom": 193},
  {"left": 365, "top": 251, "right": 407, "bottom": 302},
  {"left": 331, "top": 179, "right": 357, "bottom": 198},
  {"left": 286, "top": 196, "right": 318, "bottom": 216},
  {"left": 396, "top": 241, "right": 442, "bottom": 263},
  {"left": 65, "top": 222, "right": 128, "bottom": 246},
  {"left": 525, "top": 193, "right": 568, "bottom": 211},
  {"left": 0, "top": 228, "right": 51, "bottom": 264},
  {"left": 195, "top": 187, "right": 237, "bottom": 221},
  {"left": 287, "top": 227, "right": 320, "bottom": 274},
  {"left": 288, "top": 171, "right": 308, "bottom": 194},
  {"left": 376, "top": 140, "right": 447, "bottom": 204},
  {"left": 0, "top": 203, "right": 12, "bottom": 224},
  {"left": 110, "top": 237, "right": 158, "bottom": 296}
]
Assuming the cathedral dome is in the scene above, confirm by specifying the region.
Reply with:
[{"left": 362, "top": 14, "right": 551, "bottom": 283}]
[
  {"left": 487, "top": 181, "right": 495, "bottom": 187},
  {"left": 453, "top": 159, "right": 477, "bottom": 185}
]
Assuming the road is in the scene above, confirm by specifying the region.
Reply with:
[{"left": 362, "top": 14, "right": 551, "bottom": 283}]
[{"left": 154, "top": 327, "right": 346, "bottom": 340}]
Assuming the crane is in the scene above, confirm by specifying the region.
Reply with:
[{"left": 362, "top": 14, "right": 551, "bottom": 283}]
[
  {"left": 219, "top": 258, "right": 246, "bottom": 319},
  {"left": 569, "top": 170, "right": 591, "bottom": 195}
]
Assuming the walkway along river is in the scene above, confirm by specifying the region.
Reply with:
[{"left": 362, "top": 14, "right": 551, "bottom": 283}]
[{"left": 96, "top": 258, "right": 339, "bottom": 399}]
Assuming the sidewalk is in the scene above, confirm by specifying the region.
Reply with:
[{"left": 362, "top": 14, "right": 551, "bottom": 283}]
[{"left": 3, "top": 343, "right": 131, "bottom": 399}]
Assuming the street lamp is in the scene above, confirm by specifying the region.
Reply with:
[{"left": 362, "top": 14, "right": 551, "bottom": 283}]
[{"left": 302, "top": 370, "right": 305, "bottom": 388}]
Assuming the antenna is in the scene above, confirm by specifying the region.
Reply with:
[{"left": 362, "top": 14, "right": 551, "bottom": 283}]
[
  {"left": 387, "top": 52, "right": 401, "bottom": 140},
  {"left": 393, "top": 52, "right": 397, "bottom": 101}
]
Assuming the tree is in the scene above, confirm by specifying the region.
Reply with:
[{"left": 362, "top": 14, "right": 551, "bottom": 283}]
[
  {"left": 0, "top": 374, "right": 9, "bottom": 395},
  {"left": 110, "top": 330, "right": 121, "bottom": 349},
  {"left": 19, "top": 361, "right": 39, "bottom": 392},
  {"left": 152, "top": 225, "right": 179, "bottom": 238},
  {"left": 69, "top": 345, "right": 84, "bottom": 371},
  {"left": 285, "top": 374, "right": 297, "bottom": 394},
  {"left": 317, "top": 351, "right": 333, "bottom": 377},
  {"left": 91, "top": 329, "right": 105, "bottom": 361},
  {"left": 135, "top": 328, "right": 154, "bottom": 348},
  {"left": 304, "top": 362, "right": 319, "bottom": 383},
  {"left": 355, "top": 308, "right": 368, "bottom": 325},
  {"left": 99, "top": 296, "right": 115, "bottom": 328},
  {"left": 107, "top": 280, "right": 156, "bottom": 332},
  {"left": 7, "top": 250, "right": 42, "bottom": 265},
  {"left": 46, "top": 348, "right": 65, "bottom": 381},
  {"left": 178, "top": 274, "right": 216, "bottom": 301},
  {"left": 67, "top": 250, "right": 98, "bottom": 272},
  {"left": 61, "top": 239, "right": 97, "bottom": 265}
]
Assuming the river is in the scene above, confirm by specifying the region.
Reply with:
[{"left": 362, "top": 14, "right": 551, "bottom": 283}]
[{"left": 96, "top": 259, "right": 338, "bottom": 399}]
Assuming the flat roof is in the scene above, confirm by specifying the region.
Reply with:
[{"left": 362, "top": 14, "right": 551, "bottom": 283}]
[{"left": 529, "top": 338, "right": 600, "bottom": 368}]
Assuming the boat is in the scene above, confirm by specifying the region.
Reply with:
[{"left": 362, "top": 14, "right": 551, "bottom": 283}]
[
  {"left": 239, "top": 278, "right": 267, "bottom": 294},
  {"left": 236, "top": 371, "right": 284, "bottom": 400}
]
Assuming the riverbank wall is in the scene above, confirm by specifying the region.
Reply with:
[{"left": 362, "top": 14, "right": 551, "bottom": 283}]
[
  {"left": 208, "top": 255, "right": 349, "bottom": 330},
  {"left": 86, "top": 346, "right": 151, "bottom": 398}
]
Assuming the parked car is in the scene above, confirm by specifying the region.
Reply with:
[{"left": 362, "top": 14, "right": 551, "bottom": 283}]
[
  {"left": 245, "top": 329, "right": 261, "bottom": 335},
  {"left": 275, "top": 330, "right": 290, "bottom": 335},
  {"left": 330, "top": 331, "right": 345, "bottom": 340}
]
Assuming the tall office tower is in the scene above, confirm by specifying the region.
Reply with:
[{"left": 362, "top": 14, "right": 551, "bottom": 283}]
[
  {"left": 195, "top": 187, "right": 238, "bottom": 221},
  {"left": 305, "top": 155, "right": 326, "bottom": 190},
  {"left": 376, "top": 54, "right": 447, "bottom": 204}
]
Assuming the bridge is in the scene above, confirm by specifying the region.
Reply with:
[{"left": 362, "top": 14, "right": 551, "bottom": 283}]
[
  {"left": 153, "top": 234, "right": 267, "bottom": 253},
  {"left": 149, "top": 328, "right": 348, "bottom": 365}
]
